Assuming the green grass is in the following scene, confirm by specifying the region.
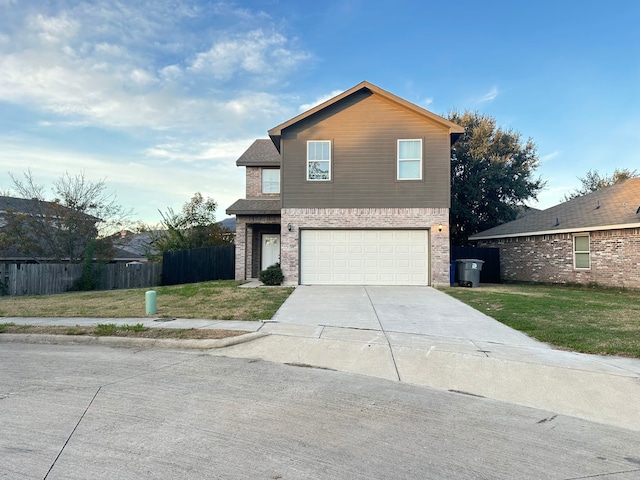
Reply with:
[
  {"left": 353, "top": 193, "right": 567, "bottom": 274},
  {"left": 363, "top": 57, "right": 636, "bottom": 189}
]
[
  {"left": 442, "top": 283, "right": 640, "bottom": 358},
  {"left": 0, "top": 280, "right": 294, "bottom": 321}
]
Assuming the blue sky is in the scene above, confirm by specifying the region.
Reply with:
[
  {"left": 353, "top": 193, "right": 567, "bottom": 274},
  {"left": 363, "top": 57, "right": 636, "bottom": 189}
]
[{"left": 1, "top": 0, "right": 639, "bottom": 225}]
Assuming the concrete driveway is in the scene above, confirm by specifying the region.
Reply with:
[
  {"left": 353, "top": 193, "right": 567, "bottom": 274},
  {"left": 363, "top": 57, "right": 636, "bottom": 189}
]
[
  {"left": 216, "top": 285, "right": 640, "bottom": 431},
  {"left": 272, "top": 285, "right": 542, "bottom": 346}
]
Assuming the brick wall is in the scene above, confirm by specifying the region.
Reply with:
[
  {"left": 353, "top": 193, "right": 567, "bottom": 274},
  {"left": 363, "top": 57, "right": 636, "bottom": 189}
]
[
  {"left": 245, "top": 167, "right": 280, "bottom": 198},
  {"left": 245, "top": 167, "right": 261, "bottom": 197},
  {"left": 234, "top": 215, "right": 281, "bottom": 280},
  {"left": 281, "top": 207, "right": 450, "bottom": 285},
  {"left": 478, "top": 228, "right": 640, "bottom": 289}
]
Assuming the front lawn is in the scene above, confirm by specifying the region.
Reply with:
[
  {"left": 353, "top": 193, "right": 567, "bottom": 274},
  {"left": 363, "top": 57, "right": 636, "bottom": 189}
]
[
  {"left": 0, "top": 280, "right": 294, "bottom": 321},
  {"left": 442, "top": 283, "right": 640, "bottom": 358}
]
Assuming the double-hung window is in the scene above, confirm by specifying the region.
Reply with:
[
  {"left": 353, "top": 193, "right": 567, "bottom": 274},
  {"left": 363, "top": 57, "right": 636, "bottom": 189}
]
[
  {"left": 397, "top": 139, "right": 422, "bottom": 180},
  {"left": 307, "top": 140, "right": 331, "bottom": 181},
  {"left": 262, "top": 169, "right": 280, "bottom": 194},
  {"left": 573, "top": 234, "right": 590, "bottom": 269}
]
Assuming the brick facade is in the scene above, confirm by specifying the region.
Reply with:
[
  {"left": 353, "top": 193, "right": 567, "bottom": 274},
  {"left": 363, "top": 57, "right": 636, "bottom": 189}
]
[
  {"left": 245, "top": 167, "right": 280, "bottom": 198},
  {"left": 280, "top": 207, "right": 450, "bottom": 286},
  {"left": 234, "top": 214, "right": 281, "bottom": 280},
  {"left": 245, "top": 167, "right": 261, "bottom": 197},
  {"left": 478, "top": 228, "right": 640, "bottom": 289}
]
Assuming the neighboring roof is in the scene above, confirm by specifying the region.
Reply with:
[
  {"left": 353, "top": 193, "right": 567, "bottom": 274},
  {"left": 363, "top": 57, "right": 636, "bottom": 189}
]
[
  {"left": 268, "top": 81, "right": 465, "bottom": 152},
  {"left": 226, "top": 199, "right": 281, "bottom": 216},
  {"left": 0, "top": 195, "right": 100, "bottom": 222},
  {"left": 236, "top": 139, "right": 281, "bottom": 167},
  {"left": 470, "top": 178, "right": 640, "bottom": 240}
]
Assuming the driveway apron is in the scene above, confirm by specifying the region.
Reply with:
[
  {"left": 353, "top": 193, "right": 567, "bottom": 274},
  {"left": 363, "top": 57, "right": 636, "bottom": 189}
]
[{"left": 272, "top": 285, "right": 543, "bottom": 347}]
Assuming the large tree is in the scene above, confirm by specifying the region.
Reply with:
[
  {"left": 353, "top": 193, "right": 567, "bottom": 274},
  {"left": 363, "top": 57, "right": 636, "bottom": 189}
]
[
  {"left": 0, "top": 170, "right": 132, "bottom": 262},
  {"left": 563, "top": 168, "right": 638, "bottom": 201},
  {"left": 448, "top": 111, "right": 545, "bottom": 245},
  {"left": 150, "top": 192, "right": 233, "bottom": 259}
]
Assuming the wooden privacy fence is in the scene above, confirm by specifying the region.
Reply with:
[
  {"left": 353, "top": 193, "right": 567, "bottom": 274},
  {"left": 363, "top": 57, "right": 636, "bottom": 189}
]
[
  {"left": 162, "top": 245, "right": 235, "bottom": 286},
  {"left": 0, "top": 263, "right": 162, "bottom": 296}
]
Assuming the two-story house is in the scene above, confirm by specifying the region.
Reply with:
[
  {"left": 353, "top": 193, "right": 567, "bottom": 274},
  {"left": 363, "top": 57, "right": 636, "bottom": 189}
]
[{"left": 227, "top": 81, "right": 464, "bottom": 286}]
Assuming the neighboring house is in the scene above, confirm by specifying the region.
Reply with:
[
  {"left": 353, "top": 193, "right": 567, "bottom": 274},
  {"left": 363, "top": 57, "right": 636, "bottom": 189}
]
[
  {"left": 0, "top": 195, "right": 99, "bottom": 263},
  {"left": 227, "top": 81, "right": 464, "bottom": 286},
  {"left": 109, "top": 230, "right": 157, "bottom": 263},
  {"left": 469, "top": 178, "right": 640, "bottom": 289}
]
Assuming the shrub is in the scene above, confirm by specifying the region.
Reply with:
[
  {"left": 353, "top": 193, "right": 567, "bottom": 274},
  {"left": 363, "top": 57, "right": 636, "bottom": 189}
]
[{"left": 259, "top": 263, "right": 284, "bottom": 286}]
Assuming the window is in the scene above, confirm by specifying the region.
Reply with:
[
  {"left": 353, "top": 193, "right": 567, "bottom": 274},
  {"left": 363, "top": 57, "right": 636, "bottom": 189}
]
[
  {"left": 397, "top": 139, "right": 422, "bottom": 180},
  {"left": 574, "top": 234, "right": 590, "bottom": 269},
  {"left": 262, "top": 169, "right": 280, "bottom": 194},
  {"left": 307, "top": 140, "right": 331, "bottom": 181}
]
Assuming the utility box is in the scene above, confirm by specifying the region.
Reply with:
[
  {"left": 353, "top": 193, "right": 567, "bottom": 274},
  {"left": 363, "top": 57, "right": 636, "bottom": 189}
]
[{"left": 456, "top": 259, "right": 484, "bottom": 288}]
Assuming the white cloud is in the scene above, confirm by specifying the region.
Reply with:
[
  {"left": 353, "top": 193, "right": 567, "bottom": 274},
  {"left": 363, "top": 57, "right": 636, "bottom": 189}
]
[
  {"left": 0, "top": 2, "right": 309, "bottom": 132},
  {"left": 30, "top": 13, "right": 79, "bottom": 44},
  {"left": 299, "top": 90, "right": 344, "bottom": 112},
  {"left": 422, "top": 97, "right": 433, "bottom": 108},
  {"left": 478, "top": 86, "right": 499, "bottom": 103},
  {"left": 189, "top": 29, "right": 309, "bottom": 81},
  {"left": 540, "top": 151, "right": 560, "bottom": 163},
  {"left": 144, "top": 139, "right": 256, "bottom": 164}
]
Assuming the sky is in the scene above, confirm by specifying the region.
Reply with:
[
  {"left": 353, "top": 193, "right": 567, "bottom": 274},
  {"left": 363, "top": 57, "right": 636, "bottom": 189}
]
[{"left": 1, "top": 0, "right": 639, "bottom": 226}]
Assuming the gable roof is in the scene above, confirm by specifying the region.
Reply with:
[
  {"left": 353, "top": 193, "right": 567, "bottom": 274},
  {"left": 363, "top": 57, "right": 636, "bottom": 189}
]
[
  {"left": 267, "top": 81, "right": 465, "bottom": 152},
  {"left": 0, "top": 195, "right": 100, "bottom": 222},
  {"left": 236, "top": 139, "right": 281, "bottom": 167},
  {"left": 469, "top": 178, "right": 640, "bottom": 240}
]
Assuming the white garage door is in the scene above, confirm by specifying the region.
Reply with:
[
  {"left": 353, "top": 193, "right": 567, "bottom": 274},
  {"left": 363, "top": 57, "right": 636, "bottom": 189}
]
[{"left": 300, "top": 230, "right": 429, "bottom": 285}]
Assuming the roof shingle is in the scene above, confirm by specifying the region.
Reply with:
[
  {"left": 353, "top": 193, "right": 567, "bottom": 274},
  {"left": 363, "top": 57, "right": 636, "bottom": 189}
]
[
  {"left": 226, "top": 198, "right": 281, "bottom": 215},
  {"left": 470, "top": 178, "right": 640, "bottom": 240},
  {"left": 236, "top": 139, "right": 280, "bottom": 167}
]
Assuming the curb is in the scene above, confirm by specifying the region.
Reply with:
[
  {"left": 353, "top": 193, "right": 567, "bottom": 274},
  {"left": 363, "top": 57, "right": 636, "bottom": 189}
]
[{"left": 0, "top": 331, "right": 268, "bottom": 350}]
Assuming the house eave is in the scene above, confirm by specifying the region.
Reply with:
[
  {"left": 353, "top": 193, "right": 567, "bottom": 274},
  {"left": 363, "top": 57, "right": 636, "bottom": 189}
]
[
  {"left": 470, "top": 222, "right": 640, "bottom": 241},
  {"left": 268, "top": 81, "right": 464, "bottom": 152}
]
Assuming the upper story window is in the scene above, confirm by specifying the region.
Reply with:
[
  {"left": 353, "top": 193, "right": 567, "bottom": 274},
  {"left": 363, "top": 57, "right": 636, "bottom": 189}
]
[
  {"left": 573, "top": 234, "right": 590, "bottom": 269},
  {"left": 307, "top": 140, "right": 331, "bottom": 181},
  {"left": 397, "top": 139, "right": 422, "bottom": 180},
  {"left": 262, "top": 168, "right": 280, "bottom": 194}
]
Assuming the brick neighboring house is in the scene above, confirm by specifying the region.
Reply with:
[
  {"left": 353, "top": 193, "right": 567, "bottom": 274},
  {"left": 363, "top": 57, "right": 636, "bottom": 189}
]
[
  {"left": 469, "top": 178, "right": 640, "bottom": 289},
  {"left": 227, "top": 81, "right": 464, "bottom": 286}
]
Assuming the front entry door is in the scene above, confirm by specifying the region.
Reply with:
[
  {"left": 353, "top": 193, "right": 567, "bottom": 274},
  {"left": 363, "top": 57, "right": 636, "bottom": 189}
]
[{"left": 261, "top": 234, "right": 281, "bottom": 270}]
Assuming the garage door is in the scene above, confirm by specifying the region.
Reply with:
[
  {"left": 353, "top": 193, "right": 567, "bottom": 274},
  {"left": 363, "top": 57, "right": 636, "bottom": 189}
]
[{"left": 300, "top": 230, "right": 429, "bottom": 285}]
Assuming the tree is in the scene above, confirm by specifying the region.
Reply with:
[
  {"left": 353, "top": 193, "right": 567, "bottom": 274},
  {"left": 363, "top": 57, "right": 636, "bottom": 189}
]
[
  {"left": 448, "top": 111, "right": 545, "bottom": 246},
  {"left": 563, "top": 168, "right": 639, "bottom": 201},
  {"left": 150, "top": 193, "right": 233, "bottom": 259},
  {"left": 0, "top": 170, "right": 132, "bottom": 262}
]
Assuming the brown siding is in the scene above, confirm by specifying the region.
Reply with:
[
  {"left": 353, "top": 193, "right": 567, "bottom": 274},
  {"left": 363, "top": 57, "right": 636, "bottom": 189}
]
[{"left": 281, "top": 91, "right": 451, "bottom": 209}]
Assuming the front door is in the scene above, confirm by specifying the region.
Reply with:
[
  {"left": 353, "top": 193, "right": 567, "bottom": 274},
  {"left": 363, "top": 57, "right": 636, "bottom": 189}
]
[{"left": 261, "top": 234, "right": 281, "bottom": 270}]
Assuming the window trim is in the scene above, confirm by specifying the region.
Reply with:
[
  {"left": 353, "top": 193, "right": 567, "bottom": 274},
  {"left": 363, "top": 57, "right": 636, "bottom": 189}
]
[
  {"left": 397, "top": 139, "right": 423, "bottom": 180},
  {"left": 306, "top": 140, "right": 331, "bottom": 181},
  {"left": 573, "top": 234, "right": 591, "bottom": 270},
  {"left": 261, "top": 168, "right": 280, "bottom": 194}
]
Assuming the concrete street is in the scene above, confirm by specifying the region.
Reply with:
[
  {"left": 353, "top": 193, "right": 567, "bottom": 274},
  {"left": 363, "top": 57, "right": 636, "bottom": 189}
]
[{"left": 2, "top": 343, "right": 640, "bottom": 479}]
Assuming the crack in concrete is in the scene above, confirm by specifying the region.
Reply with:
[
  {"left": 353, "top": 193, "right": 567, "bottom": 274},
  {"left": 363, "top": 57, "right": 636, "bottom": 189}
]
[
  {"left": 42, "top": 357, "right": 197, "bottom": 479},
  {"left": 563, "top": 467, "right": 640, "bottom": 479},
  {"left": 43, "top": 387, "right": 101, "bottom": 480},
  {"left": 364, "top": 286, "right": 401, "bottom": 382}
]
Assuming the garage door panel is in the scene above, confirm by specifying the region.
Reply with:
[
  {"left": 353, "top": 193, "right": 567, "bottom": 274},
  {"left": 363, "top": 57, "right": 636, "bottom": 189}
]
[{"left": 300, "top": 229, "right": 429, "bottom": 286}]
